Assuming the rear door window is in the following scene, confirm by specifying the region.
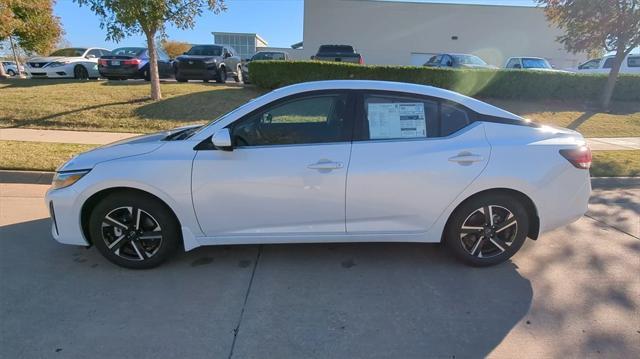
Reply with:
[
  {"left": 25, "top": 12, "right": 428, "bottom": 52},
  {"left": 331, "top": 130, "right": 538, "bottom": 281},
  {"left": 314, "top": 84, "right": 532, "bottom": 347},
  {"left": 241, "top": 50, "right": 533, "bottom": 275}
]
[{"left": 358, "top": 93, "right": 438, "bottom": 140}]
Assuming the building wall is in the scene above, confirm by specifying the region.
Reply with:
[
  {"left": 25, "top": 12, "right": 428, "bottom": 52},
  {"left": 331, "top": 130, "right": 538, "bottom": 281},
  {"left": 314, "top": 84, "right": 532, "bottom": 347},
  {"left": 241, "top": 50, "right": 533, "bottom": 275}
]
[
  {"left": 214, "top": 32, "right": 265, "bottom": 60},
  {"left": 303, "top": 0, "right": 587, "bottom": 69}
]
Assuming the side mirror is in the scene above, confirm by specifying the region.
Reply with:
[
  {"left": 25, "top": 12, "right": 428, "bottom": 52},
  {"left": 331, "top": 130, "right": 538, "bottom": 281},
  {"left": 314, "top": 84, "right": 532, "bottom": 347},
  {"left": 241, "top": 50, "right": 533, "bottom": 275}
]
[{"left": 211, "top": 128, "right": 233, "bottom": 151}]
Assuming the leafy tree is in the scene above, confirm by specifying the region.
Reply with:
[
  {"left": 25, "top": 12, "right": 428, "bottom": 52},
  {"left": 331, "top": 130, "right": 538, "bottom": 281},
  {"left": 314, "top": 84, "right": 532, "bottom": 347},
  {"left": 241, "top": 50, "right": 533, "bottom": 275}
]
[
  {"left": 537, "top": 0, "right": 640, "bottom": 109},
  {"left": 161, "top": 39, "right": 191, "bottom": 59},
  {"left": 75, "top": 0, "right": 226, "bottom": 100},
  {"left": 0, "top": 0, "right": 62, "bottom": 78}
]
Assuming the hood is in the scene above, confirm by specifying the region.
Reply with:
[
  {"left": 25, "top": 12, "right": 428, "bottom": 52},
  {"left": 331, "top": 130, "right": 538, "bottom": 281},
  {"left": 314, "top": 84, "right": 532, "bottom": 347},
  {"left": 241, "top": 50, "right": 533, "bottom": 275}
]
[
  {"left": 57, "top": 125, "right": 202, "bottom": 172},
  {"left": 28, "top": 56, "right": 81, "bottom": 63}
]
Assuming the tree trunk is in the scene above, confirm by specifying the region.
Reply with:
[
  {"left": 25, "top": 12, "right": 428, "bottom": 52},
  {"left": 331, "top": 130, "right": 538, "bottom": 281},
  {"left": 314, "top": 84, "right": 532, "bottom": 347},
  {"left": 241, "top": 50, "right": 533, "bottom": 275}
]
[
  {"left": 600, "top": 48, "right": 627, "bottom": 110},
  {"left": 0, "top": 62, "right": 7, "bottom": 79},
  {"left": 144, "top": 31, "right": 162, "bottom": 101},
  {"left": 9, "top": 36, "right": 25, "bottom": 79}
]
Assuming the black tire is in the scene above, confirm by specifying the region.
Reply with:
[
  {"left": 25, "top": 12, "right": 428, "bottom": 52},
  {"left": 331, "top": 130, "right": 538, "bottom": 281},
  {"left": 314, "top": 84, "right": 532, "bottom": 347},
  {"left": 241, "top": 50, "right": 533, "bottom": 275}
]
[
  {"left": 73, "top": 65, "right": 89, "bottom": 80},
  {"left": 216, "top": 66, "right": 226, "bottom": 83},
  {"left": 89, "top": 192, "right": 180, "bottom": 269},
  {"left": 7, "top": 69, "right": 16, "bottom": 76},
  {"left": 444, "top": 193, "right": 529, "bottom": 267},
  {"left": 143, "top": 69, "right": 150, "bottom": 81}
]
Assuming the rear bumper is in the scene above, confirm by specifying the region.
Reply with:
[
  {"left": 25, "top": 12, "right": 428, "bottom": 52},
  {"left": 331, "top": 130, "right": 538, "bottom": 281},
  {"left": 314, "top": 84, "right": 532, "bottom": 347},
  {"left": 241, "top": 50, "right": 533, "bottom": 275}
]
[
  {"left": 537, "top": 170, "right": 591, "bottom": 234},
  {"left": 99, "top": 65, "right": 143, "bottom": 78}
]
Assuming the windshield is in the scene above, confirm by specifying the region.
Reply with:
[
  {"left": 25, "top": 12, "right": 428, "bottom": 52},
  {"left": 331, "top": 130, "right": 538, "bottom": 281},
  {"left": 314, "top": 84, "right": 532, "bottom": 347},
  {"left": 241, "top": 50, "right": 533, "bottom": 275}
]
[
  {"left": 111, "top": 47, "right": 146, "bottom": 57},
  {"left": 252, "top": 52, "right": 286, "bottom": 61},
  {"left": 50, "top": 48, "right": 87, "bottom": 57},
  {"left": 318, "top": 45, "right": 354, "bottom": 54},
  {"left": 186, "top": 45, "right": 222, "bottom": 56},
  {"left": 522, "top": 58, "right": 551, "bottom": 69},
  {"left": 452, "top": 55, "right": 487, "bottom": 66}
]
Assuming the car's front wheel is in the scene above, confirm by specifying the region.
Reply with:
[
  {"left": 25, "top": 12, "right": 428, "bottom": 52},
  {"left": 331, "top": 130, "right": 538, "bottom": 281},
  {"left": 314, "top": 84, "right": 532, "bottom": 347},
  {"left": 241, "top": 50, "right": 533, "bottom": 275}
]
[
  {"left": 73, "top": 65, "right": 89, "bottom": 80},
  {"left": 444, "top": 193, "right": 529, "bottom": 266},
  {"left": 89, "top": 192, "right": 180, "bottom": 269}
]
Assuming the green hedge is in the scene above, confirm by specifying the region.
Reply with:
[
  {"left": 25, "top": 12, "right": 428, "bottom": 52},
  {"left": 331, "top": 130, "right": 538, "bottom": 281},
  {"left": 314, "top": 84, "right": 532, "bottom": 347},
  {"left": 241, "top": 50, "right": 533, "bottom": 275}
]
[{"left": 248, "top": 60, "right": 640, "bottom": 102}]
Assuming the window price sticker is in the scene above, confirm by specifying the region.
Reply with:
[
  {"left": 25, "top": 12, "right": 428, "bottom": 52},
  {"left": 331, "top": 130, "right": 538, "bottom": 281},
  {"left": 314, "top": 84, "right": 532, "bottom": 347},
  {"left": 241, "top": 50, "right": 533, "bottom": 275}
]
[{"left": 368, "top": 102, "right": 427, "bottom": 139}]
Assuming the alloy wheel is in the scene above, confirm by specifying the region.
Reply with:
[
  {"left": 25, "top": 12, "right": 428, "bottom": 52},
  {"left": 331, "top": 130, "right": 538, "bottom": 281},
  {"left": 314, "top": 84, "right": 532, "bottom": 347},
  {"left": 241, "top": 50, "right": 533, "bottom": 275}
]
[
  {"left": 459, "top": 205, "right": 518, "bottom": 259},
  {"left": 101, "top": 206, "right": 163, "bottom": 261}
]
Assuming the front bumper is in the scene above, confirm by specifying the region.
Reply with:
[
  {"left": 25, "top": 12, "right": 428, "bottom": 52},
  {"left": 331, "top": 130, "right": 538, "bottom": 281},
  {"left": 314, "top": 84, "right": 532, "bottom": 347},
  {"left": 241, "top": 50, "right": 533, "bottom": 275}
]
[
  {"left": 45, "top": 186, "right": 90, "bottom": 246},
  {"left": 26, "top": 64, "right": 75, "bottom": 78}
]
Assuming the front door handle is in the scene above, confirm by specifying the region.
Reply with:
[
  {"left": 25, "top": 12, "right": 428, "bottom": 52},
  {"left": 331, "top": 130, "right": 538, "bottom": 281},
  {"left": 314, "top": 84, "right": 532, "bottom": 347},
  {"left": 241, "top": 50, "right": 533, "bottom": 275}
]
[
  {"left": 307, "top": 160, "right": 344, "bottom": 170},
  {"left": 448, "top": 152, "right": 484, "bottom": 165}
]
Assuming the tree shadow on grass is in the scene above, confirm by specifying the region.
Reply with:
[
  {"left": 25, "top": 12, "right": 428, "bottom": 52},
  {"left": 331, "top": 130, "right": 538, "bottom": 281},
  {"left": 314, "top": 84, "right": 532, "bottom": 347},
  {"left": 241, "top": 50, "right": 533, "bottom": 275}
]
[
  {"left": 3, "top": 98, "right": 149, "bottom": 129},
  {"left": 134, "top": 87, "right": 262, "bottom": 122}
]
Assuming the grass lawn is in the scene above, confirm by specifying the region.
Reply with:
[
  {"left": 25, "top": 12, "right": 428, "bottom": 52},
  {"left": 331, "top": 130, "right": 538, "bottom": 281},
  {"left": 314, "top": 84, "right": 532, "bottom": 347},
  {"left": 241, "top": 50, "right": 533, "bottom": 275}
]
[
  {"left": 1, "top": 79, "right": 638, "bottom": 137},
  {"left": 1, "top": 140, "right": 637, "bottom": 177},
  {"left": 0, "top": 141, "right": 97, "bottom": 171},
  {"left": 591, "top": 150, "right": 640, "bottom": 177},
  {"left": 0, "top": 79, "right": 264, "bottom": 133},
  {"left": 485, "top": 99, "right": 640, "bottom": 138}
]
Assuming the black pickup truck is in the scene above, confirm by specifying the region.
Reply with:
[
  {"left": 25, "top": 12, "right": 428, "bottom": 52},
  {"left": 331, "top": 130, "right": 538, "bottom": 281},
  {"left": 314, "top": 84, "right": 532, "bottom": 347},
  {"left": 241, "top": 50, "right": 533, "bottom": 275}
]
[{"left": 311, "top": 45, "right": 363, "bottom": 64}]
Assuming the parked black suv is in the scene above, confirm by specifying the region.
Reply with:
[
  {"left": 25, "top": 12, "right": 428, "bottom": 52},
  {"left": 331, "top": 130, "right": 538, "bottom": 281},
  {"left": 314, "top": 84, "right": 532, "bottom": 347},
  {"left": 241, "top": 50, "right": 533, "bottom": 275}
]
[{"left": 174, "top": 45, "right": 241, "bottom": 83}]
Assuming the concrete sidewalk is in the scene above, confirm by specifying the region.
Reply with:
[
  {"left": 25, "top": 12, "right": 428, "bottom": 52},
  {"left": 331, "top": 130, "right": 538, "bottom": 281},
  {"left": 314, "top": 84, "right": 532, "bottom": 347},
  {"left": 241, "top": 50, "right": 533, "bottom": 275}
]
[{"left": 1, "top": 128, "right": 639, "bottom": 150}]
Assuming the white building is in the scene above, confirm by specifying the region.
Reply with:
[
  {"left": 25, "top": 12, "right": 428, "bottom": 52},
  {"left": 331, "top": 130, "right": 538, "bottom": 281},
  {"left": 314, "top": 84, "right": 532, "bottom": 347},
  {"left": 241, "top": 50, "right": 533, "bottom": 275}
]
[
  {"left": 213, "top": 32, "right": 306, "bottom": 60},
  {"left": 302, "top": 0, "right": 587, "bottom": 69}
]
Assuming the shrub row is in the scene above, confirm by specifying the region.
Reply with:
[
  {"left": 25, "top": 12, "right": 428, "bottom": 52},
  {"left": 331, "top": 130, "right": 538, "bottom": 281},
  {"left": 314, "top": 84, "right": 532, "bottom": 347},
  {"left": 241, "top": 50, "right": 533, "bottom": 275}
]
[{"left": 248, "top": 60, "right": 640, "bottom": 102}]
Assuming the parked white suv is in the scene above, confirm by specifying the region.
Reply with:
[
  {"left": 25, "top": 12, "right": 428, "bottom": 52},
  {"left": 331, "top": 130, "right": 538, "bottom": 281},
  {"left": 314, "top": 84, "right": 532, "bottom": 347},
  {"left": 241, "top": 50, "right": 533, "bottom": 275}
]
[
  {"left": 25, "top": 47, "right": 111, "bottom": 79},
  {"left": 2, "top": 61, "right": 25, "bottom": 76},
  {"left": 576, "top": 54, "right": 640, "bottom": 74}
]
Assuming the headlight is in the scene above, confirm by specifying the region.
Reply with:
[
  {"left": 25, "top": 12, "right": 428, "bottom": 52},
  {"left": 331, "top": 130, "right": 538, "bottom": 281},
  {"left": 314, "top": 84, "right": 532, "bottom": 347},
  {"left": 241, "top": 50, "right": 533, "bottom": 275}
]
[
  {"left": 51, "top": 170, "right": 90, "bottom": 190},
  {"left": 47, "top": 61, "right": 70, "bottom": 68}
]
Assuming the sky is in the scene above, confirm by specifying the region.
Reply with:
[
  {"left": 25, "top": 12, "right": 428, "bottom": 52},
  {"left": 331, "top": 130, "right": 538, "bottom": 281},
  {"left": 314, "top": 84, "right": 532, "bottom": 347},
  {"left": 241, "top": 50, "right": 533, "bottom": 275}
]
[{"left": 54, "top": 0, "right": 538, "bottom": 50}]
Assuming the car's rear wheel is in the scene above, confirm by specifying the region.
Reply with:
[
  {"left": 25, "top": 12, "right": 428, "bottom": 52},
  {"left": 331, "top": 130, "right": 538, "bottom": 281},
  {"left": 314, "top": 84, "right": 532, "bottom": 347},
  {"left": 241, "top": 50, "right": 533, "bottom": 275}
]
[
  {"left": 89, "top": 192, "right": 180, "bottom": 269},
  {"left": 7, "top": 69, "right": 16, "bottom": 76},
  {"left": 444, "top": 193, "right": 529, "bottom": 266},
  {"left": 73, "top": 65, "right": 89, "bottom": 80}
]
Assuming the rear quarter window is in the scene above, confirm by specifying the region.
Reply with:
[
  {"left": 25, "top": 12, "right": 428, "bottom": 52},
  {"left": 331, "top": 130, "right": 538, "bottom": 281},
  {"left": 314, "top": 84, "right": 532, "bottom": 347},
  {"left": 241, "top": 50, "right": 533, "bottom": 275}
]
[
  {"left": 440, "top": 103, "right": 471, "bottom": 136},
  {"left": 628, "top": 56, "right": 640, "bottom": 68}
]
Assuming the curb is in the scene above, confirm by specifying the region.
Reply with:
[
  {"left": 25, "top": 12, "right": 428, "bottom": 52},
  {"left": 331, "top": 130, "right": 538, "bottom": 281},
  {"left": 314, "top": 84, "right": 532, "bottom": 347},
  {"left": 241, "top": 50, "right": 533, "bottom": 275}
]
[
  {"left": 0, "top": 170, "right": 54, "bottom": 184},
  {"left": 1, "top": 170, "right": 638, "bottom": 189}
]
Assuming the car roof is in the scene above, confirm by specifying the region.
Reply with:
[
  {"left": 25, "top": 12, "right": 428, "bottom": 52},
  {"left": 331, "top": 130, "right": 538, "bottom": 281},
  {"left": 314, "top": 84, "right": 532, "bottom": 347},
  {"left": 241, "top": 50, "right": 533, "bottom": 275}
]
[{"left": 269, "top": 80, "right": 522, "bottom": 120}]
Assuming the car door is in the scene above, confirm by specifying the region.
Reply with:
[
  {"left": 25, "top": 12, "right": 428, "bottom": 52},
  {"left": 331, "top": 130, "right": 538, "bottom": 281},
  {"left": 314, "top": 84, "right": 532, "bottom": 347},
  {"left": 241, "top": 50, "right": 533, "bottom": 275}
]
[
  {"left": 346, "top": 91, "right": 490, "bottom": 233},
  {"left": 192, "top": 91, "right": 355, "bottom": 236}
]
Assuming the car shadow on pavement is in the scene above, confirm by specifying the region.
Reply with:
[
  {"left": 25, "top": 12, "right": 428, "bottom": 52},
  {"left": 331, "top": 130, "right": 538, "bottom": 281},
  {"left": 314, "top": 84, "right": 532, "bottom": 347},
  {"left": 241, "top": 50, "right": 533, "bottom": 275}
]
[{"left": 1, "top": 218, "right": 533, "bottom": 358}]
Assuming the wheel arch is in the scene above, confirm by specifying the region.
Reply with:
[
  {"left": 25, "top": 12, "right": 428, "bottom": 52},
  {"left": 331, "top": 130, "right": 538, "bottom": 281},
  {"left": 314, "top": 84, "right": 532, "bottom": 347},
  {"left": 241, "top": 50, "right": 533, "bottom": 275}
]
[
  {"left": 445, "top": 188, "right": 540, "bottom": 241},
  {"left": 80, "top": 187, "right": 183, "bottom": 245}
]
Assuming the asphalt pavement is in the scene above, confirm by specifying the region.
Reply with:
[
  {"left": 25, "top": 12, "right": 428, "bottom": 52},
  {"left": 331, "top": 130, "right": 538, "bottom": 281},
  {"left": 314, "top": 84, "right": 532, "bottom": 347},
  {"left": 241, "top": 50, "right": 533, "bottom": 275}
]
[{"left": 0, "top": 181, "right": 638, "bottom": 358}]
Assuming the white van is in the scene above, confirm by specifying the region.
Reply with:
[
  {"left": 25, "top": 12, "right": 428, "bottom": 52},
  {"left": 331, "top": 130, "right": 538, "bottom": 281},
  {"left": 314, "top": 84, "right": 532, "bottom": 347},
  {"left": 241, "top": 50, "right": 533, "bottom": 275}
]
[{"left": 576, "top": 54, "right": 640, "bottom": 74}]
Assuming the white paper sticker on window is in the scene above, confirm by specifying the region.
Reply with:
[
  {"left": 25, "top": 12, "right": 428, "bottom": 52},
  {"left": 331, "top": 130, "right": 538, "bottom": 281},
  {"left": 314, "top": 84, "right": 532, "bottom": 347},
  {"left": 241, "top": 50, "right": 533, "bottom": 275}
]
[{"left": 367, "top": 102, "right": 427, "bottom": 139}]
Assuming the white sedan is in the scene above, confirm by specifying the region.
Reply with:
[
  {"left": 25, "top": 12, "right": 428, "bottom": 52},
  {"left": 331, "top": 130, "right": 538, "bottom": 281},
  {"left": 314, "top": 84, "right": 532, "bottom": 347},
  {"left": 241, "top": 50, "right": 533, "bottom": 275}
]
[
  {"left": 46, "top": 80, "right": 592, "bottom": 269},
  {"left": 25, "top": 47, "right": 111, "bottom": 79}
]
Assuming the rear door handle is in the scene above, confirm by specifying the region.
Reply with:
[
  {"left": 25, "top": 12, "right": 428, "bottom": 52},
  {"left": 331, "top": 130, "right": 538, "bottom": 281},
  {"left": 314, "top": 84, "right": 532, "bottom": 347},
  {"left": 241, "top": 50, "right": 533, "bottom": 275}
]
[
  {"left": 307, "top": 160, "right": 344, "bottom": 170},
  {"left": 448, "top": 153, "right": 484, "bottom": 164}
]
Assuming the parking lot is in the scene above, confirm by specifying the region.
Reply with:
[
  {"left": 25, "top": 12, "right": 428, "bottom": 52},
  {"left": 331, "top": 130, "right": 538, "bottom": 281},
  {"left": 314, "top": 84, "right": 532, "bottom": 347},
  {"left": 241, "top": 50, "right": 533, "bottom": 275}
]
[{"left": 0, "top": 179, "right": 638, "bottom": 358}]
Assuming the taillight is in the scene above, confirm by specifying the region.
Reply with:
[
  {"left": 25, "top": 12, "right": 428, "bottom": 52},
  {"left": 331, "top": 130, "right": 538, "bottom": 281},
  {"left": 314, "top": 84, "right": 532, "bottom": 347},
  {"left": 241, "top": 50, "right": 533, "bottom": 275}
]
[
  {"left": 560, "top": 146, "right": 592, "bottom": 169},
  {"left": 359, "top": 56, "right": 364, "bottom": 65},
  {"left": 122, "top": 59, "right": 141, "bottom": 65},
  {"left": 98, "top": 59, "right": 108, "bottom": 66}
]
